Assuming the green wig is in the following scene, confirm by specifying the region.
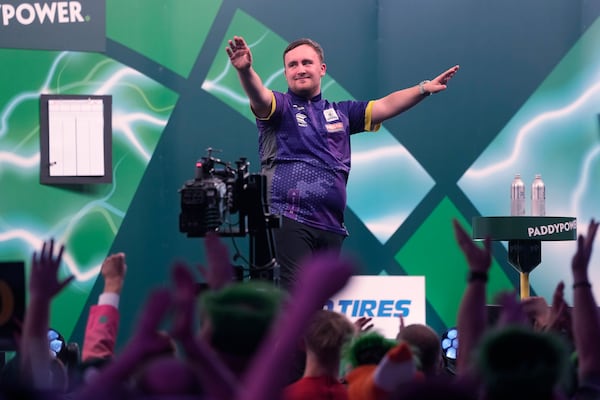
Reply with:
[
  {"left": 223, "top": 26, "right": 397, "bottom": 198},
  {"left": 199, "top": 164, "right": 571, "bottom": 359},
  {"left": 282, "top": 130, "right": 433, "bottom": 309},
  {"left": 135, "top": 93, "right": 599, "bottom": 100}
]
[
  {"left": 200, "top": 281, "right": 286, "bottom": 357},
  {"left": 343, "top": 331, "right": 398, "bottom": 369}
]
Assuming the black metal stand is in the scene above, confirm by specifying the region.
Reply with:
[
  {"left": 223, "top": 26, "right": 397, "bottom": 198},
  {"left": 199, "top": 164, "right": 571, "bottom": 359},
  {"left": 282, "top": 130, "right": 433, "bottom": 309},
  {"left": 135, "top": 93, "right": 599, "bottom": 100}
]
[
  {"left": 242, "top": 174, "right": 281, "bottom": 285},
  {"left": 508, "top": 239, "right": 541, "bottom": 298}
]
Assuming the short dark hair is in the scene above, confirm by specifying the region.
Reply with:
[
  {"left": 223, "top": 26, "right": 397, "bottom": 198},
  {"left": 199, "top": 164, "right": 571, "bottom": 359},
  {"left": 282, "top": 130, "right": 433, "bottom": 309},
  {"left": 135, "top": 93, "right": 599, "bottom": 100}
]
[{"left": 283, "top": 38, "right": 325, "bottom": 64}]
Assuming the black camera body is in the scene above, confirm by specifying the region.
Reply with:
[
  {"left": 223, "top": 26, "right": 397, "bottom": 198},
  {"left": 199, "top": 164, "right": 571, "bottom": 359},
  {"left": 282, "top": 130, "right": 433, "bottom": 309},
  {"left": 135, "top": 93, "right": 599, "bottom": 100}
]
[
  {"left": 179, "top": 154, "right": 239, "bottom": 237},
  {"left": 179, "top": 150, "right": 280, "bottom": 282}
]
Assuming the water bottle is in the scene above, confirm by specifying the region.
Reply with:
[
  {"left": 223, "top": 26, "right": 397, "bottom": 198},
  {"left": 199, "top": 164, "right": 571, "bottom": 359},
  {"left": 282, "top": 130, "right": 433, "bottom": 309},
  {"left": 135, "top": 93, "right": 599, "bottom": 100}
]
[
  {"left": 510, "top": 174, "right": 526, "bottom": 216},
  {"left": 531, "top": 174, "right": 545, "bottom": 216}
]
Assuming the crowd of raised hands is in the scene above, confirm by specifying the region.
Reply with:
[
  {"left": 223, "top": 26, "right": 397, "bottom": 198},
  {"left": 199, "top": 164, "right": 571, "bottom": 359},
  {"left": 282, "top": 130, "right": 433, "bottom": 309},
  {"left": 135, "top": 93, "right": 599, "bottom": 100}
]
[
  {"left": 453, "top": 218, "right": 600, "bottom": 400},
  {"left": 1, "top": 218, "right": 598, "bottom": 399}
]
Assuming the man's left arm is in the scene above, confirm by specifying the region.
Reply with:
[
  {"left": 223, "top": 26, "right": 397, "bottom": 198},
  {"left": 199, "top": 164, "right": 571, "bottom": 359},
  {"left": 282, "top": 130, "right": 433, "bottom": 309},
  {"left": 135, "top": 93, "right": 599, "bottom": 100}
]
[{"left": 371, "top": 65, "right": 459, "bottom": 125}]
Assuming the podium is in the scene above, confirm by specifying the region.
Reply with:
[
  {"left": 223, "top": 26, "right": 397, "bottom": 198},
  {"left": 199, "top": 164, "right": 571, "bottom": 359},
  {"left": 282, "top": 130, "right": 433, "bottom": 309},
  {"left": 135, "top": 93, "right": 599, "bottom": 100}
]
[{"left": 472, "top": 216, "right": 577, "bottom": 298}]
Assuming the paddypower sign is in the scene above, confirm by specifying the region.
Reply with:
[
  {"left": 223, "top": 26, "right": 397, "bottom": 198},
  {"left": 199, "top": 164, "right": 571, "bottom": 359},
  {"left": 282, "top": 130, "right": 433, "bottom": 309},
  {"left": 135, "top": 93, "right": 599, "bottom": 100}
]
[
  {"left": 0, "top": 0, "right": 105, "bottom": 51},
  {"left": 472, "top": 216, "right": 578, "bottom": 241}
]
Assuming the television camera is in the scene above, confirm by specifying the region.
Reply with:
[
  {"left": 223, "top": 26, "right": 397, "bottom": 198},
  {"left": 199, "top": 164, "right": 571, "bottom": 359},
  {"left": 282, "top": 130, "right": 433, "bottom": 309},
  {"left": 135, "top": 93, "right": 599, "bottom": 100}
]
[{"left": 179, "top": 149, "right": 280, "bottom": 283}]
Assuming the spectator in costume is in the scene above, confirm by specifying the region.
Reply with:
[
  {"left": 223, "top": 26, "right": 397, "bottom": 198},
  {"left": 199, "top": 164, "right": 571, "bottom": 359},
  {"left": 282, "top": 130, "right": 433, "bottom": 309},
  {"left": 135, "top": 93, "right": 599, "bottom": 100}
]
[{"left": 343, "top": 332, "right": 419, "bottom": 400}]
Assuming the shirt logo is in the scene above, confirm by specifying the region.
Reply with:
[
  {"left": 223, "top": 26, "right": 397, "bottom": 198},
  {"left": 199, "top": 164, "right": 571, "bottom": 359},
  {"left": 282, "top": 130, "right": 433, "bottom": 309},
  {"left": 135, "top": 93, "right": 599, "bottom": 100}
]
[
  {"left": 323, "top": 108, "right": 339, "bottom": 122},
  {"left": 296, "top": 113, "right": 308, "bottom": 127},
  {"left": 325, "top": 122, "right": 344, "bottom": 133}
]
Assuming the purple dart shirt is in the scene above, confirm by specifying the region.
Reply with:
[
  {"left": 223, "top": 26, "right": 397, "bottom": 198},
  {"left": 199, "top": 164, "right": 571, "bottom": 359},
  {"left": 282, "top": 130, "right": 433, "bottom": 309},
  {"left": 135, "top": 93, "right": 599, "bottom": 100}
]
[{"left": 256, "top": 89, "right": 379, "bottom": 235}]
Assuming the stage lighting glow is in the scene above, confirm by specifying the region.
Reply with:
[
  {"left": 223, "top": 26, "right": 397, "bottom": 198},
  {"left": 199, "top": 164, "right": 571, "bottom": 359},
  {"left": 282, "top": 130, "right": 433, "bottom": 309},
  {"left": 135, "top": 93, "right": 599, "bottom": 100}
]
[{"left": 441, "top": 327, "right": 458, "bottom": 360}]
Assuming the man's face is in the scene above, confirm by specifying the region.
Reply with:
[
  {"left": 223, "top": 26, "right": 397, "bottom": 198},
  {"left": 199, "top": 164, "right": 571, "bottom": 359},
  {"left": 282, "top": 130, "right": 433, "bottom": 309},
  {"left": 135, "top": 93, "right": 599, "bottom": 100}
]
[{"left": 284, "top": 44, "right": 326, "bottom": 99}]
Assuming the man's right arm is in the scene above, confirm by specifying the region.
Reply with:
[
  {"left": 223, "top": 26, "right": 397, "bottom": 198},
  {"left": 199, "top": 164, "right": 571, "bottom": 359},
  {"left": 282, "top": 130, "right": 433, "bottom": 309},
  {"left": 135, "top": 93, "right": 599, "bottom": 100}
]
[
  {"left": 226, "top": 36, "right": 273, "bottom": 119},
  {"left": 236, "top": 67, "right": 273, "bottom": 119}
]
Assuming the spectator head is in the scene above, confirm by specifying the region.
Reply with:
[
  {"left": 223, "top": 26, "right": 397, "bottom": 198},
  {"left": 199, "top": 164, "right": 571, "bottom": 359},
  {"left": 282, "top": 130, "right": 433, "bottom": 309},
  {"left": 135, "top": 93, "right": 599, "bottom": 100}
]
[
  {"left": 476, "top": 325, "right": 570, "bottom": 400},
  {"left": 343, "top": 331, "right": 398, "bottom": 369},
  {"left": 200, "top": 281, "right": 285, "bottom": 358},
  {"left": 397, "top": 323, "right": 443, "bottom": 377},
  {"left": 304, "top": 309, "right": 355, "bottom": 368}
]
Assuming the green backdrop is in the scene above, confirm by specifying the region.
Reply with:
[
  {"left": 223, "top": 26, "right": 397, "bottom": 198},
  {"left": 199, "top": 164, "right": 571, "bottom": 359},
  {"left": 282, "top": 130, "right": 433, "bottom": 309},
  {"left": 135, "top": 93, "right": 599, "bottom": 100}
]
[{"left": 0, "top": 0, "right": 598, "bottom": 347}]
